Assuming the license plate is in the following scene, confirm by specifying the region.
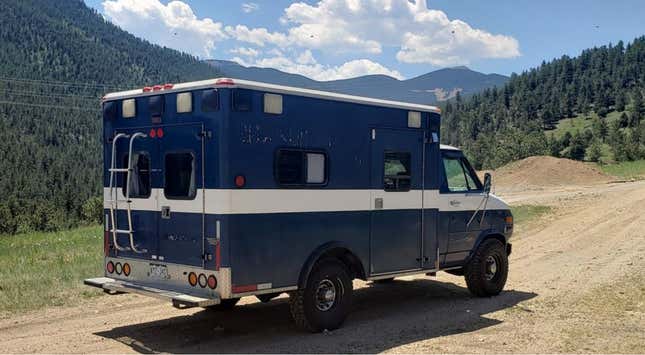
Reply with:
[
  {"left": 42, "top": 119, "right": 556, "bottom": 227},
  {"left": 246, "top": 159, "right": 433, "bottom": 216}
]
[{"left": 149, "top": 264, "right": 169, "bottom": 280}]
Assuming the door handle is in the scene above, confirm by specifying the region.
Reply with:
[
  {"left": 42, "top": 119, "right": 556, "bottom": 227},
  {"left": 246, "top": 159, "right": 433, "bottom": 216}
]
[
  {"left": 450, "top": 200, "right": 461, "bottom": 206},
  {"left": 374, "top": 198, "right": 383, "bottom": 209}
]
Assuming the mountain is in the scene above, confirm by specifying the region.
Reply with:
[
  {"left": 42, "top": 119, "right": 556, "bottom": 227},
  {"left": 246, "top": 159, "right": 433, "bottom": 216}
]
[
  {"left": 0, "top": 0, "right": 221, "bottom": 234},
  {"left": 205, "top": 59, "right": 509, "bottom": 104},
  {"left": 442, "top": 36, "right": 645, "bottom": 170}
]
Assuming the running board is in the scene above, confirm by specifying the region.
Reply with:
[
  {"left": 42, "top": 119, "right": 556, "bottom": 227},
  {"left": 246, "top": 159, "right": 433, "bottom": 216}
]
[{"left": 84, "top": 277, "right": 220, "bottom": 309}]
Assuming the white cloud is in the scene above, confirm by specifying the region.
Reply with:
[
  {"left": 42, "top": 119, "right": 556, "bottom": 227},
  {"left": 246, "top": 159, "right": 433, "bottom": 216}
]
[
  {"left": 241, "top": 2, "right": 259, "bottom": 13},
  {"left": 279, "top": 0, "right": 520, "bottom": 65},
  {"left": 102, "top": 0, "right": 227, "bottom": 57},
  {"left": 233, "top": 50, "right": 403, "bottom": 81},
  {"left": 101, "top": 0, "right": 520, "bottom": 74},
  {"left": 229, "top": 47, "right": 260, "bottom": 57}
]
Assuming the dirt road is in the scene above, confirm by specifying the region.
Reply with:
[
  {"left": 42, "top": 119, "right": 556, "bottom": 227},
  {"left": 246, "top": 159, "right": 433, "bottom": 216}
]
[{"left": 1, "top": 181, "right": 644, "bottom": 353}]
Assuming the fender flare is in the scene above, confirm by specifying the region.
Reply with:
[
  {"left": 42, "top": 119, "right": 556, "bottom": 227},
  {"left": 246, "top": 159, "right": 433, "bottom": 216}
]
[
  {"left": 297, "top": 241, "right": 366, "bottom": 289},
  {"left": 465, "top": 229, "right": 508, "bottom": 263}
]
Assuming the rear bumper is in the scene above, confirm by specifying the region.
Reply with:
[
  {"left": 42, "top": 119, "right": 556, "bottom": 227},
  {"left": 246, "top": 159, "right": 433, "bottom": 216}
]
[{"left": 84, "top": 277, "right": 220, "bottom": 309}]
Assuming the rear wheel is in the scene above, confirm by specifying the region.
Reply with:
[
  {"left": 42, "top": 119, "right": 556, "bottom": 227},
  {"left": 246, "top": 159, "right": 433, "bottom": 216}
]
[
  {"left": 205, "top": 297, "right": 240, "bottom": 311},
  {"left": 464, "top": 239, "right": 508, "bottom": 296},
  {"left": 289, "top": 258, "right": 353, "bottom": 332}
]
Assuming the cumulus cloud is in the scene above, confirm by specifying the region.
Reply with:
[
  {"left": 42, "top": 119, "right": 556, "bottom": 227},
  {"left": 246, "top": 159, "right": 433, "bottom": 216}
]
[
  {"left": 241, "top": 2, "right": 259, "bottom": 13},
  {"left": 102, "top": 0, "right": 227, "bottom": 57},
  {"left": 233, "top": 50, "right": 403, "bottom": 81},
  {"left": 279, "top": 0, "right": 520, "bottom": 65},
  {"left": 101, "top": 0, "right": 520, "bottom": 78}
]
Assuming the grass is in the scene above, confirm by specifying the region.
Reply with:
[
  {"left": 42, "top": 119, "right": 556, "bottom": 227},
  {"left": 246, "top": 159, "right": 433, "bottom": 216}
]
[
  {"left": 511, "top": 205, "right": 553, "bottom": 225},
  {"left": 0, "top": 225, "right": 104, "bottom": 315},
  {"left": 598, "top": 159, "right": 645, "bottom": 180},
  {"left": 549, "top": 110, "right": 623, "bottom": 139}
]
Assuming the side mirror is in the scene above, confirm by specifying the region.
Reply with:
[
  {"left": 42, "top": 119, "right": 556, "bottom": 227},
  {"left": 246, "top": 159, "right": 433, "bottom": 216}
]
[{"left": 483, "top": 172, "right": 492, "bottom": 194}]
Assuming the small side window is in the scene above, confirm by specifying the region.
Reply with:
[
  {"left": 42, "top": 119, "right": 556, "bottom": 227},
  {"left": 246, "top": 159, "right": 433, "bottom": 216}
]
[
  {"left": 384, "top": 152, "right": 411, "bottom": 192},
  {"left": 264, "top": 93, "right": 283, "bottom": 114},
  {"left": 176, "top": 92, "right": 192, "bottom": 113},
  {"left": 103, "top": 101, "right": 117, "bottom": 120},
  {"left": 149, "top": 95, "right": 164, "bottom": 116},
  {"left": 232, "top": 89, "right": 252, "bottom": 111},
  {"left": 201, "top": 89, "right": 219, "bottom": 112},
  {"left": 122, "top": 99, "right": 136, "bottom": 118},
  {"left": 164, "top": 152, "right": 196, "bottom": 200},
  {"left": 275, "top": 149, "right": 327, "bottom": 186},
  {"left": 122, "top": 152, "right": 151, "bottom": 198}
]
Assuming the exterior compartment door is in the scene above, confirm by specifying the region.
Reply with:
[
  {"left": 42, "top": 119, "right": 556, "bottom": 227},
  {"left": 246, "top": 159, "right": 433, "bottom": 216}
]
[
  {"left": 369, "top": 128, "right": 424, "bottom": 275},
  {"left": 157, "top": 123, "right": 205, "bottom": 267}
]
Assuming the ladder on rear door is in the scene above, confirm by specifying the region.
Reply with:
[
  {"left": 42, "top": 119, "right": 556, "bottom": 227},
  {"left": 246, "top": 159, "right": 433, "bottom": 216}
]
[{"left": 107, "top": 132, "right": 148, "bottom": 254}]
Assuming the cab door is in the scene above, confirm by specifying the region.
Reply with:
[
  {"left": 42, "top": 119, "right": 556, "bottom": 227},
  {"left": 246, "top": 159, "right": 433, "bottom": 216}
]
[
  {"left": 156, "top": 123, "right": 205, "bottom": 267},
  {"left": 369, "top": 128, "right": 424, "bottom": 274},
  {"left": 439, "top": 150, "right": 486, "bottom": 263}
]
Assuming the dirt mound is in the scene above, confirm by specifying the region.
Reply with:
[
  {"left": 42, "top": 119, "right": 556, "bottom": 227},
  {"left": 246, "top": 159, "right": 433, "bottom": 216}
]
[{"left": 492, "top": 156, "right": 613, "bottom": 189}]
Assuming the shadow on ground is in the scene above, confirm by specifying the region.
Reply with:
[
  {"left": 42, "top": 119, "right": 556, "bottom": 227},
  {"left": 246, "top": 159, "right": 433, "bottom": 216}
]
[{"left": 96, "top": 278, "right": 536, "bottom": 353}]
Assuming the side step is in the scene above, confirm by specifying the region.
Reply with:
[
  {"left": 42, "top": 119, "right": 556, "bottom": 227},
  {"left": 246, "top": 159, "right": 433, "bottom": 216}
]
[{"left": 84, "top": 277, "right": 220, "bottom": 309}]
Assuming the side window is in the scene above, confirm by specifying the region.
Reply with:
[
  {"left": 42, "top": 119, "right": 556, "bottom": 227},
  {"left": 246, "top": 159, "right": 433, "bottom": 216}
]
[
  {"left": 384, "top": 152, "right": 411, "bottom": 191},
  {"left": 442, "top": 156, "right": 481, "bottom": 192},
  {"left": 122, "top": 152, "right": 151, "bottom": 198},
  {"left": 201, "top": 89, "right": 219, "bottom": 112},
  {"left": 275, "top": 149, "right": 327, "bottom": 186},
  {"left": 232, "top": 89, "right": 252, "bottom": 111},
  {"left": 164, "top": 152, "right": 196, "bottom": 199}
]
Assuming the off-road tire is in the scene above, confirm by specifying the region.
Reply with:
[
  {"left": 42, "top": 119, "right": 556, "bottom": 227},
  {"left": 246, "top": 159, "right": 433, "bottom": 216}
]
[
  {"left": 464, "top": 239, "right": 508, "bottom": 297},
  {"left": 205, "top": 297, "right": 240, "bottom": 311},
  {"left": 289, "top": 258, "right": 353, "bottom": 332}
]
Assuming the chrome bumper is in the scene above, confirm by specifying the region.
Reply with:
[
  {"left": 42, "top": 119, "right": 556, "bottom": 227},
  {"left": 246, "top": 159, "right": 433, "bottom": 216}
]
[{"left": 84, "top": 277, "right": 220, "bottom": 309}]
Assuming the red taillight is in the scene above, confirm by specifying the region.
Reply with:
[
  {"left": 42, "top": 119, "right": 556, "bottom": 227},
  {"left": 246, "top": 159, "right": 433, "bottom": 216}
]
[
  {"left": 207, "top": 275, "right": 217, "bottom": 289},
  {"left": 234, "top": 175, "right": 246, "bottom": 188},
  {"left": 106, "top": 261, "right": 114, "bottom": 274},
  {"left": 156, "top": 128, "right": 164, "bottom": 138},
  {"left": 143, "top": 86, "right": 152, "bottom": 92},
  {"left": 216, "top": 78, "right": 235, "bottom": 86},
  {"left": 163, "top": 83, "right": 174, "bottom": 90},
  {"left": 149, "top": 128, "right": 157, "bottom": 138}
]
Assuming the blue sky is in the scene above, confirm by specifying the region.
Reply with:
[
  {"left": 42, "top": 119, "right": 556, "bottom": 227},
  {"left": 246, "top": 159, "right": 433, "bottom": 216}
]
[{"left": 84, "top": 0, "right": 645, "bottom": 80}]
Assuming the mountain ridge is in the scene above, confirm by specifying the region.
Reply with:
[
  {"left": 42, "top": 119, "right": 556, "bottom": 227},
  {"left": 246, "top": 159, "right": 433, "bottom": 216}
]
[{"left": 205, "top": 59, "right": 509, "bottom": 104}]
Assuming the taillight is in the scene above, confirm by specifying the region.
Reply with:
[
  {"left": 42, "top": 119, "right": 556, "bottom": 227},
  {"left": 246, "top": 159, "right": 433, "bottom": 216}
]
[
  {"left": 234, "top": 175, "right": 246, "bottom": 188},
  {"left": 207, "top": 275, "right": 217, "bottom": 289},
  {"left": 156, "top": 128, "right": 164, "bottom": 138},
  {"left": 115, "top": 262, "right": 123, "bottom": 275},
  {"left": 106, "top": 261, "right": 114, "bottom": 274},
  {"left": 198, "top": 274, "right": 207, "bottom": 288},
  {"left": 188, "top": 272, "right": 197, "bottom": 287},
  {"left": 123, "top": 263, "right": 131, "bottom": 277},
  {"left": 149, "top": 128, "right": 157, "bottom": 138}
]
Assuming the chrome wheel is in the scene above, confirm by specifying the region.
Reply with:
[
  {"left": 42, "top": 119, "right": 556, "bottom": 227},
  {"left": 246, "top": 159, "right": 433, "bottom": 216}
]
[
  {"left": 485, "top": 255, "right": 498, "bottom": 281},
  {"left": 314, "top": 279, "right": 337, "bottom": 311}
]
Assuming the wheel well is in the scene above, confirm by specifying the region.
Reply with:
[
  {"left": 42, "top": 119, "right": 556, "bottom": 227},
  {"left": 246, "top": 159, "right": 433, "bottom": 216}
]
[
  {"left": 319, "top": 248, "right": 367, "bottom": 281},
  {"left": 466, "top": 233, "right": 507, "bottom": 263},
  {"left": 298, "top": 246, "right": 366, "bottom": 289}
]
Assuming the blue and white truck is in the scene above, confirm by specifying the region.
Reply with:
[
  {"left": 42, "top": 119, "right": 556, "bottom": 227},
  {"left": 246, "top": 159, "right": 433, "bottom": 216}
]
[{"left": 85, "top": 78, "right": 513, "bottom": 332}]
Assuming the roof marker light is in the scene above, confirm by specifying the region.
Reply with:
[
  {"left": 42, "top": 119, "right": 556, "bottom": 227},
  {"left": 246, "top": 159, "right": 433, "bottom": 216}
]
[
  {"left": 216, "top": 78, "right": 235, "bottom": 86},
  {"left": 143, "top": 87, "right": 152, "bottom": 92},
  {"left": 152, "top": 85, "right": 163, "bottom": 91},
  {"left": 163, "top": 83, "right": 174, "bottom": 90}
]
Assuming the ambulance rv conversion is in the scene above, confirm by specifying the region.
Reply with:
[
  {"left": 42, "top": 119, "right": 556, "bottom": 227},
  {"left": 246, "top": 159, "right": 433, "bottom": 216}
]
[{"left": 85, "top": 78, "right": 513, "bottom": 332}]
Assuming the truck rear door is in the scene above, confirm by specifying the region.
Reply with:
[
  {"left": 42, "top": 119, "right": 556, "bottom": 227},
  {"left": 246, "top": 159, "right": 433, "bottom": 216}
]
[{"left": 157, "top": 123, "right": 205, "bottom": 267}]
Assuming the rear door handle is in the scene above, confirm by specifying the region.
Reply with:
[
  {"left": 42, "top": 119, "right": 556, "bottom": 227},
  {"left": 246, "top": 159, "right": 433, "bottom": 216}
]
[{"left": 450, "top": 200, "right": 461, "bottom": 206}]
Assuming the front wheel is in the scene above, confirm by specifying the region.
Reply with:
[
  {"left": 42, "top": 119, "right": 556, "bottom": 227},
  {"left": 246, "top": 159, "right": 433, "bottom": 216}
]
[
  {"left": 289, "top": 258, "right": 353, "bottom": 332},
  {"left": 464, "top": 239, "right": 508, "bottom": 296}
]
